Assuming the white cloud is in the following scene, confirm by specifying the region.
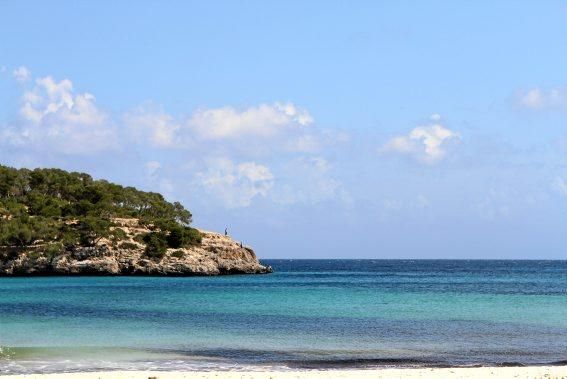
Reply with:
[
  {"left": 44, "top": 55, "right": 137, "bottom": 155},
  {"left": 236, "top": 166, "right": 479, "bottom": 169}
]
[
  {"left": 381, "top": 115, "right": 460, "bottom": 164},
  {"left": 516, "top": 87, "right": 567, "bottom": 110},
  {"left": 21, "top": 76, "right": 75, "bottom": 122},
  {"left": 124, "top": 107, "right": 181, "bottom": 148},
  {"left": 1, "top": 69, "right": 352, "bottom": 210},
  {"left": 143, "top": 161, "right": 175, "bottom": 196},
  {"left": 188, "top": 102, "right": 313, "bottom": 140},
  {"left": 272, "top": 156, "right": 350, "bottom": 206},
  {"left": 285, "top": 134, "right": 321, "bottom": 153},
  {"left": 124, "top": 103, "right": 328, "bottom": 174},
  {"left": 6, "top": 75, "right": 116, "bottom": 154},
  {"left": 551, "top": 177, "right": 567, "bottom": 196},
  {"left": 196, "top": 158, "right": 274, "bottom": 208},
  {"left": 121, "top": 102, "right": 321, "bottom": 155},
  {"left": 382, "top": 194, "right": 430, "bottom": 212},
  {"left": 12, "top": 66, "right": 31, "bottom": 83}
]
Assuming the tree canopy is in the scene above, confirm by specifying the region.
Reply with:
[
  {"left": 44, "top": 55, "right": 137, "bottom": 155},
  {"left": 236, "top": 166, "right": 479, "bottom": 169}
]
[{"left": 0, "top": 165, "right": 199, "bottom": 254}]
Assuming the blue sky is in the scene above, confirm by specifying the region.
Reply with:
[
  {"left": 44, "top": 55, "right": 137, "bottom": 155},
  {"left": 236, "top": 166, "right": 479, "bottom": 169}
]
[{"left": 2, "top": 1, "right": 567, "bottom": 258}]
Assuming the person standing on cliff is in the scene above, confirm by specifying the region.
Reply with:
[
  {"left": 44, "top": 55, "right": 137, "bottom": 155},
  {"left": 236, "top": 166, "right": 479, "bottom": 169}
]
[{"left": 224, "top": 228, "right": 228, "bottom": 236}]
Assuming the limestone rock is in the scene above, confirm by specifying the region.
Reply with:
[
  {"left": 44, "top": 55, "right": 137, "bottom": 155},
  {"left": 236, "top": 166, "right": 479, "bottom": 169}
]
[{"left": 0, "top": 221, "right": 272, "bottom": 276}]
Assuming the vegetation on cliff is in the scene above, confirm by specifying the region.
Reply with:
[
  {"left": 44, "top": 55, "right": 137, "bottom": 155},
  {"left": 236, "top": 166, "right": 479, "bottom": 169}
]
[{"left": 0, "top": 165, "right": 201, "bottom": 261}]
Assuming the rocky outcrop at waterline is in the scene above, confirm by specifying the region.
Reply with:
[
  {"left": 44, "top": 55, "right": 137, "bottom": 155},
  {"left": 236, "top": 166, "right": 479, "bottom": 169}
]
[{"left": 0, "top": 218, "right": 272, "bottom": 276}]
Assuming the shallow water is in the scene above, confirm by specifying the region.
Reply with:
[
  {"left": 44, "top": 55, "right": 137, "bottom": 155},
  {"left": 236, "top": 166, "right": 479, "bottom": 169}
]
[{"left": 1, "top": 260, "right": 566, "bottom": 374}]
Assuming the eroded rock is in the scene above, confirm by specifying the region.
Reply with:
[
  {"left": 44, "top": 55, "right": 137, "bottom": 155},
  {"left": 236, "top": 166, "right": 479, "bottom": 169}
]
[{"left": 0, "top": 224, "right": 272, "bottom": 276}]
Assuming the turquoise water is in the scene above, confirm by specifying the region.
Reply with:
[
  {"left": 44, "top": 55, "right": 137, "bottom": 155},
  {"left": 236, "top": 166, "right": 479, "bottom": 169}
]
[{"left": 0, "top": 260, "right": 566, "bottom": 374}]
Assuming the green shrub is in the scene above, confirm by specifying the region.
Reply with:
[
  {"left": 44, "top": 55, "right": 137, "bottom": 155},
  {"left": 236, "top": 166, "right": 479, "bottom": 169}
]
[
  {"left": 0, "top": 219, "right": 33, "bottom": 246},
  {"left": 183, "top": 227, "right": 202, "bottom": 245},
  {"left": 149, "top": 218, "right": 177, "bottom": 232},
  {"left": 142, "top": 232, "right": 167, "bottom": 259},
  {"left": 77, "top": 217, "right": 111, "bottom": 246},
  {"left": 45, "top": 243, "right": 64, "bottom": 259},
  {"left": 119, "top": 241, "right": 139, "bottom": 250},
  {"left": 166, "top": 226, "right": 184, "bottom": 248},
  {"left": 171, "top": 250, "right": 184, "bottom": 259},
  {"left": 59, "top": 226, "right": 80, "bottom": 248},
  {"left": 0, "top": 249, "right": 21, "bottom": 262},
  {"left": 110, "top": 228, "right": 128, "bottom": 241},
  {"left": 166, "top": 226, "right": 202, "bottom": 248}
]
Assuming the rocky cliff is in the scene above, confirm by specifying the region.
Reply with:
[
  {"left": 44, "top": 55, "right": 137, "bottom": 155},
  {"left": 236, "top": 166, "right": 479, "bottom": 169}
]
[{"left": 0, "top": 218, "right": 272, "bottom": 276}]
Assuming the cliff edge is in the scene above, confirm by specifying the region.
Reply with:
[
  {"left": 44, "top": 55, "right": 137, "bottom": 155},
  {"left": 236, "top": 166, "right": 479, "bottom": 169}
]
[{"left": 0, "top": 218, "right": 272, "bottom": 276}]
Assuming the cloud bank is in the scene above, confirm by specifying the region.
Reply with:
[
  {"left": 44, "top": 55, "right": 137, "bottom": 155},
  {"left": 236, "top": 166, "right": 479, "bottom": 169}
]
[
  {"left": 0, "top": 70, "right": 346, "bottom": 209},
  {"left": 516, "top": 87, "right": 567, "bottom": 111}
]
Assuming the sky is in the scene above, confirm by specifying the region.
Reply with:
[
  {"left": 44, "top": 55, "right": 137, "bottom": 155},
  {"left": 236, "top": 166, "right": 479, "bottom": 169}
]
[{"left": 1, "top": 1, "right": 567, "bottom": 259}]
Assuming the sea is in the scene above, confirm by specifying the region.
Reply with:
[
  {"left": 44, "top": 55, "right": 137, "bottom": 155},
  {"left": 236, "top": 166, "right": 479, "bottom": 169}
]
[{"left": 0, "top": 260, "right": 566, "bottom": 374}]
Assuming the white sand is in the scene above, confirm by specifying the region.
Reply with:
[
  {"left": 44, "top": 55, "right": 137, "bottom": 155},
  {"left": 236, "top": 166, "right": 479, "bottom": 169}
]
[{"left": 2, "top": 366, "right": 567, "bottom": 379}]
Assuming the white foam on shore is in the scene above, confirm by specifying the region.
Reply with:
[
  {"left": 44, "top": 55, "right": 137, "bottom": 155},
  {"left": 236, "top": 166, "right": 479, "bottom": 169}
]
[{"left": 0, "top": 358, "right": 295, "bottom": 376}]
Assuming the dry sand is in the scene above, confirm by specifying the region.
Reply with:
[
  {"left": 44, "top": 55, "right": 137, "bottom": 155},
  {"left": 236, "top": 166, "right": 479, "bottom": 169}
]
[{"left": 3, "top": 366, "right": 567, "bottom": 379}]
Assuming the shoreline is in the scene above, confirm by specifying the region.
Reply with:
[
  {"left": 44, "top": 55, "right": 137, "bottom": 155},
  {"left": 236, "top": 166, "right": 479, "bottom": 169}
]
[{"left": 2, "top": 366, "right": 567, "bottom": 379}]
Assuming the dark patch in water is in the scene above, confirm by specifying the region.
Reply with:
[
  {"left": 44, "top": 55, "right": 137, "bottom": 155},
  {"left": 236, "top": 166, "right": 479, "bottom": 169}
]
[
  {"left": 283, "top": 358, "right": 447, "bottom": 369},
  {"left": 496, "top": 362, "right": 525, "bottom": 367}
]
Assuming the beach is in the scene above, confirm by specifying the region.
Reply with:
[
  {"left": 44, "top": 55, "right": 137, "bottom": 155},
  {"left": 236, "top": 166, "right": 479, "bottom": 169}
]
[
  {"left": 3, "top": 3, "right": 567, "bottom": 377},
  {"left": 3, "top": 366, "right": 567, "bottom": 379}
]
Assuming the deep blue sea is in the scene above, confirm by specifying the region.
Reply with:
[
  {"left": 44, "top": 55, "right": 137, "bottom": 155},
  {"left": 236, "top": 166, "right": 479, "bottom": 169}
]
[{"left": 1, "top": 260, "right": 566, "bottom": 374}]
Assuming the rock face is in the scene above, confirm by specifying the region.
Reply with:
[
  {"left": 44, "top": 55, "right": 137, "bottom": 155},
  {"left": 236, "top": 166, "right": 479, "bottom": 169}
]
[{"left": 0, "top": 219, "right": 272, "bottom": 276}]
